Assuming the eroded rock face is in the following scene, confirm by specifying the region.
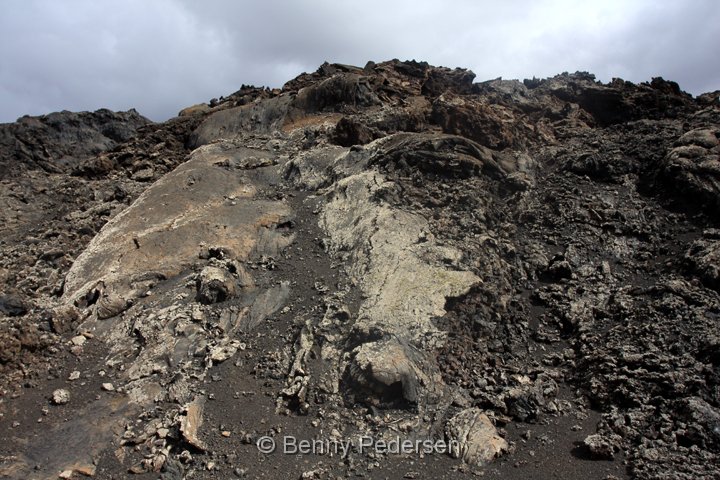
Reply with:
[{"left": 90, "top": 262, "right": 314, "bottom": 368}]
[
  {"left": 0, "top": 108, "right": 150, "bottom": 177},
  {"left": 2, "top": 59, "right": 720, "bottom": 480},
  {"left": 431, "top": 93, "right": 534, "bottom": 150},
  {"left": 321, "top": 167, "right": 480, "bottom": 344},
  {"left": 62, "top": 141, "right": 290, "bottom": 306},
  {"left": 288, "top": 73, "right": 381, "bottom": 118},
  {"left": 189, "top": 96, "right": 292, "bottom": 146},
  {"left": 657, "top": 127, "right": 720, "bottom": 214}
]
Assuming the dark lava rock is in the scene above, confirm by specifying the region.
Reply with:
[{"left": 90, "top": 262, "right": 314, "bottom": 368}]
[
  {"left": 332, "top": 117, "right": 377, "bottom": 146},
  {"left": 0, "top": 294, "right": 27, "bottom": 317},
  {"left": 289, "top": 72, "right": 381, "bottom": 117},
  {"left": 685, "top": 236, "right": 720, "bottom": 290},
  {"left": 655, "top": 127, "right": 720, "bottom": 216},
  {"left": 584, "top": 434, "right": 617, "bottom": 460},
  {"left": 370, "top": 133, "right": 512, "bottom": 179},
  {"left": 0, "top": 108, "right": 150, "bottom": 177}
]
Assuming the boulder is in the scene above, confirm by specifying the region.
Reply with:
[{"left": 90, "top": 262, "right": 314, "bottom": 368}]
[
  {"left": 446, "top": 408, "right": 508, "bottom": 465},
  {"left": 349, "top": 338, "right": 434, "bottom": 404},
  {"left": 583, "top": 434, "right": 616, "bottom": 459},
  {"left": 196, "top": 266, "right": 237, "bottom": 304}
]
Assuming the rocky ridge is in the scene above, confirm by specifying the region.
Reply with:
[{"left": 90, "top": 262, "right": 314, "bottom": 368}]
[{"left": 0, "top": 60, "right": 719, "bottom": 479}]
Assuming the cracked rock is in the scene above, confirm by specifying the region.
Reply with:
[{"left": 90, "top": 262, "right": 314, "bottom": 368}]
[
  {"left": 446, "top": 408, "right": 508, "bottom": 465},
  {"left": 196, "top": 266, "right": 237, "bottom": 304},
  {"left": 349, "top": 338, "right": 437, "bottom": 405},
  {"left": 180, "top": 397, "right": 207, "bottom": 451}
]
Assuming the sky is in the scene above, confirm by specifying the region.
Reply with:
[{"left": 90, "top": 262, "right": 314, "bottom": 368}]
[{"left": 1, "top": 0, "right": 718, "bottom": 123}]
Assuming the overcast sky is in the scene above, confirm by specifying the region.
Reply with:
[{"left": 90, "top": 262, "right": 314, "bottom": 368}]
[{"left": 1, "top": 0, "right": 718, "bottom": 123}]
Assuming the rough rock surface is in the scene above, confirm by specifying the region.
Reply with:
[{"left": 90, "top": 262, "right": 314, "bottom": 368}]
[
  {"left": 0, "top": 108, "right": 150, "bottom": 177},
  {"left": 446, "top": 408, "right": 508, "bottom": 465},
  {"left": 0, "top": 60, "right": 719, "bottom": 480}
]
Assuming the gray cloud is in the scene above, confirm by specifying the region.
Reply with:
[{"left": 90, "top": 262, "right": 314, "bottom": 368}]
[{"left": 1, "top": 0, "right": 718, "bottom": 123}]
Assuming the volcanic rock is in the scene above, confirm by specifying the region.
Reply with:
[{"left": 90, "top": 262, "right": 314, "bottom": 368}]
[
  {"left": 584, "top": 434, "right": 617, "bottom": 459},
  {"left": 196, "top": 266, "right": 237, "bottom": 304},
  {"left": 0, "top": 108, "right": 149, "bottom": 177},
  {"left": 446, "top": 408, "right": 508, "bottom": 465},
  {"left": 1, "top": 59, "right": 720, "bottom": 480},
  {"left": 52, "top": 389, "right": 70, "bottom": 405}
]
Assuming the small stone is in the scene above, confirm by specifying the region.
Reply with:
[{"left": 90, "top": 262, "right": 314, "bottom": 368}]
[
  {"left": 191, "top": 305, "right": 205, "bottom": 322},
  {"left": 313, "top": 281, "right": 328, "bottom": 293},
  {"left": 71, "top": 335, "right": 86, "bottom": 346},
  {"left": 131, "top": 167, "right": 155, "bottom": 182},
  {"left": 59, "top": 470, "right": 73, "bottom": 479},
  {"left": 600, "top": 261, "right": 611, "bottom": 275},
  {"left": 102, "top": 383, "right": 115, "bottom": 391},
  {"left": 221, "top": 431, "right": 231, "bottom": 437},
  {"left": 209, "top": 341, "right": 241, "bottom": 363},
  {"left": 157, "top": 428, "right": 169, "bottom": 439},
  {"left": 178, "top": 450, "right": 192, "bottom": 464},
  {"left": 74, "top": 464, "right": 96, "bottom": 477},
  {"left": 584, "top": 434, "right": 615, "bottom": 459},
  {"left": 52, "top": 389, "right": 70, "bottom": 405},
  {"left": 68, "top": 371, "right": 81, "bottom": 381}
]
